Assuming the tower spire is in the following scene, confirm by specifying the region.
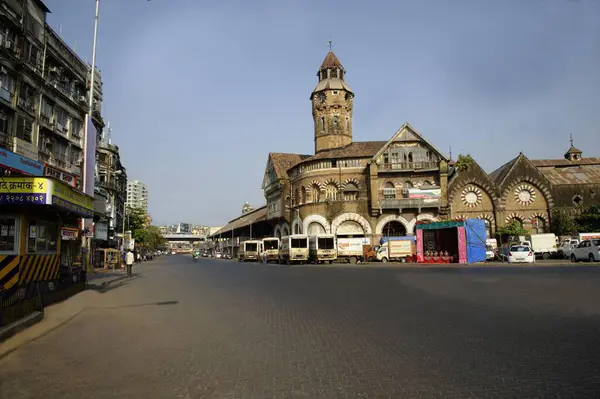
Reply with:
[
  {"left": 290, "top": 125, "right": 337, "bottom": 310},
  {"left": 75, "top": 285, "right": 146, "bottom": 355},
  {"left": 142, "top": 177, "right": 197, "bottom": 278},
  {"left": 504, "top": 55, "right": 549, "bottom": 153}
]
[
  {"left": 569, "top": 132, "right": 574, "bottom": 148},
  {"left": 328, "top": 40, "right": 333, "bottom": 51}
]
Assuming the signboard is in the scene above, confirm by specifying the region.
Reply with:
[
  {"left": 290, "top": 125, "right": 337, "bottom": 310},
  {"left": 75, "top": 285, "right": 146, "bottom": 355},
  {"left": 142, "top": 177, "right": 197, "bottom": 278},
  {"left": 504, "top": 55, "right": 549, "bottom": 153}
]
[
  {"left": 0, "top": 148, "right": 44, "bottom": 175},
  {"left": 61, "top": 228, "right": 79, "bottom": 241},
  {"left": 51, "top": 179, "right": 94, "bottom": 217},
  {"left": 45, "top": 164, "right": 77, "bottom": 188},
  {"left": 14, "top": 137, "right": 39, "bottom": 161},
  {"left": 0, "top": 177, "right": 93, "bottom": 217},
  {"left": 83, "top": 115, "right": 97, "bottom": 197},
  {"left": 94, "top": 222, "right": 108, "bottom": 241},
  {"left": 408, "top": 188, "right": 441, "bottom": 199}
]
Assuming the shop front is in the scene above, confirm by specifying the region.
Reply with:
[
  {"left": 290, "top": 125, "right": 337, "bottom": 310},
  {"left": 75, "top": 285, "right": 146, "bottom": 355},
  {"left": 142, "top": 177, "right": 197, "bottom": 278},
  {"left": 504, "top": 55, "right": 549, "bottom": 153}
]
[{"left": 0, "top": 177, "right": 93, "bottom": 294}]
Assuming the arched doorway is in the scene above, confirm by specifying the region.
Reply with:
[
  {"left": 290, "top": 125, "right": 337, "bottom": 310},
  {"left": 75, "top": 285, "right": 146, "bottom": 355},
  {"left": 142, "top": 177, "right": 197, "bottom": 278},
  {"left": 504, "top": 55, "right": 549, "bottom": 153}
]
[
  {"left": 381, "top": 221, "right": 406, "bottom": 236},
  {"left": 307, "top": 222, "right": 326, "bottom": 235},
  {"left": 336, "top": 220, "right": 364, "bottom": 236},
  {"left": 281, "top": 226, "right": 290, "bottom": 236}
]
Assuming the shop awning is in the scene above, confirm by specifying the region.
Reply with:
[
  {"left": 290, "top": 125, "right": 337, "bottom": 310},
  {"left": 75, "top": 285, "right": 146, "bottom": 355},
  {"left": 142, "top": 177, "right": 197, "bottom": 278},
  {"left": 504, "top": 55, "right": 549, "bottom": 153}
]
[
  {"left": 210, "top": 206, "right": 267, "bottom": 237},
  {"left": 0, "top": 177, "right": 94, "bottom": 218}
]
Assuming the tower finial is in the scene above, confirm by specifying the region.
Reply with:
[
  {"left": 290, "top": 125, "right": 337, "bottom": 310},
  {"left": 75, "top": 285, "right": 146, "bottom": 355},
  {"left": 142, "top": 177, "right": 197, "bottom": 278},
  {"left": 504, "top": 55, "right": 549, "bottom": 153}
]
[
  {"left": 570, "top": 132, "right": 574, "bottom": 148},
  {"left": 449, "top": 146, "right": 452, "bottom": 160},
  {"left": 328, "top": 40, "right": 333, "bottom": 51}
]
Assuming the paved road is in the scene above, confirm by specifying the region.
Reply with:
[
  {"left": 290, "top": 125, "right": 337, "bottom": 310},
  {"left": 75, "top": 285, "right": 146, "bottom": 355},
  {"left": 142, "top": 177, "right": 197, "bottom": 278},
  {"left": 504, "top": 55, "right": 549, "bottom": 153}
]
[{"left": 1, "top": 256, "right": 600, "bottom": 398}]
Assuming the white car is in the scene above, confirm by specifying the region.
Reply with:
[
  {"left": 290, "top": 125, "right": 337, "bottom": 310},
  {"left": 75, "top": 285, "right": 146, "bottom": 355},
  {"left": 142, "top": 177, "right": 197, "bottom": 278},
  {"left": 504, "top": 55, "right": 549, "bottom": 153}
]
[
  {"left": 215, "top": 253, "right": 222, "bottom": 259},
  {"left": 485, "top": 245, "right": 495, "bottom": 261},
  {"left": 507, "top": 245, "right": 535, "bottom": 264},
  {"left": 569, "top": 239, "right": 600, "bottom": 262}
]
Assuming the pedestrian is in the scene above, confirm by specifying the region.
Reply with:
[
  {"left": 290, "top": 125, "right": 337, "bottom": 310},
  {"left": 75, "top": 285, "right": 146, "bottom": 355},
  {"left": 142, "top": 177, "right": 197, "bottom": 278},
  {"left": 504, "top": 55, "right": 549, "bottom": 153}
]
[
  {"left": 263, "top": 250, "right": 268, "bottom": 264},
  {"left": 125, "top": 249, "right": 135, "bottom": 277}
]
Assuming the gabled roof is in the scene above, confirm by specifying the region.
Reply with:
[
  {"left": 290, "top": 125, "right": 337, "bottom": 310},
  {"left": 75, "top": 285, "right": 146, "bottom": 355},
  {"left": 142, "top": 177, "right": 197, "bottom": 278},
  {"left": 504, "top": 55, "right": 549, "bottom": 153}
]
[
  {"left": 269, "top": 153, "right": 310, "bottom": 179},
  {"left": 300, "top": 141, "right": 386, "bottom": 163},
  {"left": 370, "top": 122, "right": 448, "bottom": 163},
  {"left": 531, "top": 158, "right": 600, "bottom": 167},
  {"left": 489, "top": 154, "right": 521, "bottom": 184},
  {"left": 320, "top": 51, "right": 344, "bottom": 70},
  {"left": 565, "top": 145, "right": 582, "bottom": 155}
]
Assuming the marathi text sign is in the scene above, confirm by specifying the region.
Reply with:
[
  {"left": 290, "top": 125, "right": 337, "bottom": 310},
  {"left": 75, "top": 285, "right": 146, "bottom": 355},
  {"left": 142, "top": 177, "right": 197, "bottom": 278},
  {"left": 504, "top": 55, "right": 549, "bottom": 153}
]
[
  {"left": 0, "top": 177, "right": 47, "bottom": 193},
  {"left": 0, "top": 193, "right": 47, "bottom": 205},
  {"left": 0, "top": 149, "right": 44, "bottom": 176},
  {"left": 45, "top": 165, "right": 77, "bottom": 188}
]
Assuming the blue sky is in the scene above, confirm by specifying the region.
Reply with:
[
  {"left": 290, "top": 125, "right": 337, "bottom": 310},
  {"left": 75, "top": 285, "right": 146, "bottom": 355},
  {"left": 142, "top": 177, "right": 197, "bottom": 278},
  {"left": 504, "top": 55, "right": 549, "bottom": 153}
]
[{"left": 44, "top": 0, "right": 600, "bottom": 226}]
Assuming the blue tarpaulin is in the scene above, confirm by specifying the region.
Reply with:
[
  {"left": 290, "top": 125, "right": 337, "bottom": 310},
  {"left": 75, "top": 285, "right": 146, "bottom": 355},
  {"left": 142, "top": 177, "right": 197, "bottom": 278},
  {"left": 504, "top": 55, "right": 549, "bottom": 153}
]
[{"left": 465, "top": 219, "right": 487, "bottom": 263}]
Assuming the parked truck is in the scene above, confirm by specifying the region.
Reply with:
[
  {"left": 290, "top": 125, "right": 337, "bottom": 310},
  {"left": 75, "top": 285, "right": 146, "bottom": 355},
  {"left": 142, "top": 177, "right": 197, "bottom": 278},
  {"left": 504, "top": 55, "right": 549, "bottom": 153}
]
[
  {"left": 280, "top": 235, "right": 309, "bottom": 264},
  {"left": 308, "top": 234, "right": 337, "bottom": 264},
  {"left": 523, "top": 233, "right": 558, "bottom": 259},
  {"left": 261, "top": 237, "right": 280, "bottom": 263},
  {"left": 239, "top": 240, "right": 262, "bottom": 262},
  {"left": 376, "top": 236, "right": 416, "bottom": 263},
  {"left": 336, "top": 236, "right": 370, "bottom": 264}
]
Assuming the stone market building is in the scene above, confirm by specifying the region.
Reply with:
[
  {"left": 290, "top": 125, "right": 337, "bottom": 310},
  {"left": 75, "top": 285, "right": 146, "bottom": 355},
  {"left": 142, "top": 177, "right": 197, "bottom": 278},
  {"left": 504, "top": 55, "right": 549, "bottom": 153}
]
[{"left": 260, "top": 49, "right": 600, "bottom": 243}]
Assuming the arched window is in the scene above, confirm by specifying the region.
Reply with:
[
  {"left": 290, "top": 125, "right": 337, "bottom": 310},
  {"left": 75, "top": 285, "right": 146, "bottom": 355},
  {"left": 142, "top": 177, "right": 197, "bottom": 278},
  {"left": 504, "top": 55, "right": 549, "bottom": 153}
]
[
  {"left": 408, "top": 152, "right": 413, "bottom": 163},
  {"left": 483, "top": 219, "right": 491, "bottom": 238},
  {"left": 507, "top": 217, "right": 523, "bottom": 228},
  {"left": 383, "top": 182, "right": 396, "bottom": 199},
  {"left": 403, "top": 181, "right": 413, "bottom": 198},
  {"left": 301, "top": 186, "right": 307, "bottom": 204},
  {"left": 294, "top": 188, "right": 300, "bottom": 205},
  {"left": 532, "top": 217, "right": 546, "bottom": 234},
  {"left": 311, "top": 184, "right": 321, "bottom": 203},
  {"left": 325, "top": 183, "right": 338, "bottom": 201},
  {"left": 343, "top": 183, "right": 358, "bottom": 201}
]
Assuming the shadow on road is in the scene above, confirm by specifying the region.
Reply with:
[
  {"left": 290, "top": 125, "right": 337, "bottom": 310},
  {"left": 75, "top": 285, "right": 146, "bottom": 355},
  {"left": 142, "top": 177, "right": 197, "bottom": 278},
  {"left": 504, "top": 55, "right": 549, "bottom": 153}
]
[
  {"left": 95, "top": 300, "right": 180, "bottom": 310},
  {"left": 87, "top": 274, "right": 142, "bottom": 294}
]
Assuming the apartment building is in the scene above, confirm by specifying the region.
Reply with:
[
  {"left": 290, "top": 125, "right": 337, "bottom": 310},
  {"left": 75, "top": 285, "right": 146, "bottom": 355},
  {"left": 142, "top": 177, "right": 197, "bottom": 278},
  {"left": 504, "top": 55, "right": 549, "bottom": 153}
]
[
  {"left": 0, "top": 0, "right": 104, "bottom": 187},
  {"left": 126, "top": 179, "right": 148, "bottom": 213}
]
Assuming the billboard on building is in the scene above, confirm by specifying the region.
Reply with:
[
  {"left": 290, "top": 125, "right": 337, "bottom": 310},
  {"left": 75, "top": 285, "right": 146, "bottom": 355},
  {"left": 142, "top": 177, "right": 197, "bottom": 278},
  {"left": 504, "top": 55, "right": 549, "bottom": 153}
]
[{"left": 84, "top": 114, "right": 97, "bottom": 196}]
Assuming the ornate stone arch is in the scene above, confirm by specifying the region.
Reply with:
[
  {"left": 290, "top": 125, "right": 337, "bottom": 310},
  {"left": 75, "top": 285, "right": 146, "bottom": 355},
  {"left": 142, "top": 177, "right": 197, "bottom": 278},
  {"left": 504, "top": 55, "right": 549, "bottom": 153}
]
[
  {"left": 330, "top": 212, "right": 373, "bottom": 235},
  {"left": 408, "top": 213, "right": 439, "bottom": 233},
  {"left": 341, "top": 178, "right": 360, "bottom": 191},
  {"left": 273, "top": 224, "right": 282, "bottom": 238},
  {"left": 528, "top": 212, "right": 548, "bottom": 223},
  {"left": 500, "top": 177, "right": 553, "bottom": 208},
  {"left": 504, "top": 212, "right": 524, "bottom": 224},
  {"left": 375, "top": 215, "right": 411, "bottom": 235},
  {"left": 281, "top": 223, "right": 290, "bottom": 237},
  {"left": 291, "top": 217, "right": 302, "bottom": 234},
  {"left": 302, "top": 214, "right": 331, "bottom": 234},
  {"left": 448, "top": 178, "right": 498, "bottom": 208},
  {"left": 323, "top": 178, "right": 340, "bottom": 189},
  {"left": 453, "top": 214, "right": 468, "bottom": 221},
  {"left": 305, "top": 180, "right": 324, "bottom": 193}
]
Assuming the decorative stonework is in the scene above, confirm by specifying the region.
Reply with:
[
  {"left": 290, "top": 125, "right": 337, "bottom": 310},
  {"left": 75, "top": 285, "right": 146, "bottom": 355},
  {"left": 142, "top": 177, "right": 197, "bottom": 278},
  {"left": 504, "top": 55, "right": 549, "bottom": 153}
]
[
  {"left": 529, "top": 212, "right": 547, "bottom": 222},
  {"left": 323, "top": 178, "right": 340, "bottom": 188},
  {"left": 330, "top": 213, "right": 372, "bottom": 235},
  {"left": 460, "top": 185, "right": 483, "bottom": 208},
  {"left": 342, "top": 178, "right": 360, "bottom": 190},
  {"left": 306, "top": 180, "right": 324, "bottom": 192},
  {"left": 505, "top": 212, "right": 524, "bottom": 224},
  {"left": 514, "top": 184, "right": 536, "bottom": 206}
]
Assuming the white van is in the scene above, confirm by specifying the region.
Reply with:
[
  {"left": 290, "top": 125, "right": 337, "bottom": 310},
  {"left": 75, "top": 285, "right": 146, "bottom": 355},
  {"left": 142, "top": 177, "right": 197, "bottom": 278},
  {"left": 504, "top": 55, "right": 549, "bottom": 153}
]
[
  {"left": 262, "top": 237, "right": 280, "bottom": 263},
  {"left": 279, "top": 235, "right": 309, "bottom": 264},
  {"left": 308, "top": 234, "right": 337, "bottom": 264},
  {"left": 239, "top": 240, "right": 262, "bottom": 262}
]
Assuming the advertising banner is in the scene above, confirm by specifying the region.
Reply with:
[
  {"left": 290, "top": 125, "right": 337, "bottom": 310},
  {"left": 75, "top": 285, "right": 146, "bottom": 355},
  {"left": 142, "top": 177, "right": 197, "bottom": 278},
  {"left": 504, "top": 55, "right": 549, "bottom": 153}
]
[
  {"left": 94, "top": 222, "right": 108, "bottom": 241},
  {"left": 0, "top": 148, "right": 44, "bottom": 175},
  {"left": 83, "top": 114, "right": 97, "bottom": 197},
  {"left": 45, "top": 164, "right": 77, "bottom": 188},
  {"left": 408, "top": 188, "right": 441, "bottom": 199}
]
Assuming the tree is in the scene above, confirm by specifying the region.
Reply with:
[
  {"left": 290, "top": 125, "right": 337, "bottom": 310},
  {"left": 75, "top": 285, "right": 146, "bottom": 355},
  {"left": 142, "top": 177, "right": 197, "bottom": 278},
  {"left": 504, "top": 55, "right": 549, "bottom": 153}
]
[
  {"left": 576, "top": 205, "right": 600, "bottom": 232},
  {"left": 126, "top": 207, "right": 165, "bottom": 251},
  {"left": 496, "top": 221, "right": 527, "bottom": 243},
  {"left": 455, "top": 154, "right": 475, "bottom": 171},
  {"left": 550, "top": 208, "right": 578, "bottom": 236},
  {"left": 126, "top": 206, "right": 147, "bottom": 231}
]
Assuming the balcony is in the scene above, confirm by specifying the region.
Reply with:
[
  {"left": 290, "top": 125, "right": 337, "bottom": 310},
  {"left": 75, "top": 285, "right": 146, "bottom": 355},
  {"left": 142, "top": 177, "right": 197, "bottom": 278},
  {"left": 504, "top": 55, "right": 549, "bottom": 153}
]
[
  {"left": 380, "top": 197, "right": 441, "bottom": 212},
  {"left": 379, "top": 161, "right": 438, "bottom": 172},
  {"left": 39, "top": 114, "right": 55, "bottom": 130},
  {"left": 17, "top": 98, "right": 36, "bottom": 115}
]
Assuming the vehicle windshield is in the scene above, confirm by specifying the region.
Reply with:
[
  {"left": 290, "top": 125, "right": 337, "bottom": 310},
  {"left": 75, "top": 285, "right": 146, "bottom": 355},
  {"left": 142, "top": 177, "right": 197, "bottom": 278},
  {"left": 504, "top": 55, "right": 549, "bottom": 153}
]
[
  {"left": 318, "top": 238, "right": 334, "bottom": 249},
  {"left": 263, "top": 240, "right": 278, "bottom": 250},
  {"left": 291, "top": 238, "right": 307, "bottom": 248},
  {"left": 510, "top": 246, "right": 530, "bottom": 252}
]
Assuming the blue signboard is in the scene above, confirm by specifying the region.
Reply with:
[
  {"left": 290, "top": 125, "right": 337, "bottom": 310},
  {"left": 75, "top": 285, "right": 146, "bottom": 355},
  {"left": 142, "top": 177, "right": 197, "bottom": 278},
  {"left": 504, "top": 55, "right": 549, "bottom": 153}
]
[
  {"left": 0, "top": 193, "right": 47, "bottom": 205},
  {"left": 0, "top": 149, "right": 44, "bottom": 176}
]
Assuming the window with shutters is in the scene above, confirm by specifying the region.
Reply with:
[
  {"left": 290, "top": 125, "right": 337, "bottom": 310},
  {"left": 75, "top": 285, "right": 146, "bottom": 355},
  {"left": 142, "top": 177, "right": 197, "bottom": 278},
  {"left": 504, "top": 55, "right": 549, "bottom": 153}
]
[{"left": 16, "top": 117, "right": 33, "bottom": 143}]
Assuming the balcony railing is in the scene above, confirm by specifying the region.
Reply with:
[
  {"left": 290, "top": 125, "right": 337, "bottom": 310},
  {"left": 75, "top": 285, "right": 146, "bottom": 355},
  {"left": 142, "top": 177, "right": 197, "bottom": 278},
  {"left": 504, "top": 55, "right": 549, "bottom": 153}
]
[
  {"left": 380, "top": 197, "right": 441, "bottom": 211},
  {"left": 379, "top": 161, "right": 438, "bottom": 171}
]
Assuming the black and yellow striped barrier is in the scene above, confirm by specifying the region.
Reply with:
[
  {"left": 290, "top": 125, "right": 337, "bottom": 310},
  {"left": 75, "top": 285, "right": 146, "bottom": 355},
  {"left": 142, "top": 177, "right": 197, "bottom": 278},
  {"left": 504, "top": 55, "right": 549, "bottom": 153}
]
[
  {"left": 19, "top": 254, "right": 61, "bottom": 285},
  {"left": 0, "top": 255, "right": 19, "bottom": 291}
]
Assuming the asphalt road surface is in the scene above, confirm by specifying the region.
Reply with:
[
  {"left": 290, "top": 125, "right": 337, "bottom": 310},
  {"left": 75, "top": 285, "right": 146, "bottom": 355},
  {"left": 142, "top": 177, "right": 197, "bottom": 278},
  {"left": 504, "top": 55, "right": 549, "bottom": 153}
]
[{"left": 1, "top": 256, "right": 600, "bottom": 398}]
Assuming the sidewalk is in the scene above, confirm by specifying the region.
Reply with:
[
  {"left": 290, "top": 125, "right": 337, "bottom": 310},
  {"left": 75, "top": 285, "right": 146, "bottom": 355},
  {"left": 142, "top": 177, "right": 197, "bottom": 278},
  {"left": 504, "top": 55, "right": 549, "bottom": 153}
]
[{"left": 0, "top": 268, "right": 131, "bottom": 359}]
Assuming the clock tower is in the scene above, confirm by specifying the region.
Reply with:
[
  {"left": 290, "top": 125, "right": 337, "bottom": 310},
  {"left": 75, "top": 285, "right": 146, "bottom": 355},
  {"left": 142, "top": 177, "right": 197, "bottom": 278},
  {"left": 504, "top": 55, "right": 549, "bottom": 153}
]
[{"left": 311, "top": 49, "right": 354, "bottom": 154}]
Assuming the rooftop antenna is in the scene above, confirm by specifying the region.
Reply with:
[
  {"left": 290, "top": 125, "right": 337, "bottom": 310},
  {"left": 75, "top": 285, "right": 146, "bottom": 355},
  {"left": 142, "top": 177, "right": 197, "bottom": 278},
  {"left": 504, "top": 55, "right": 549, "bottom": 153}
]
[{"left": 569, "top": 132, "right": 574, "bottom": 148}]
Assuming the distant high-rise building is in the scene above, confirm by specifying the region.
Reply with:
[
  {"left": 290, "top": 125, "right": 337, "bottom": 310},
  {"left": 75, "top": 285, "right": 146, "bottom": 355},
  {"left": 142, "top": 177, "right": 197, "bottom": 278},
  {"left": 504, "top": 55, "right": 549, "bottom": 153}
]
[{"left": 126, "top": 180, "right": 148, "bottom": 213}]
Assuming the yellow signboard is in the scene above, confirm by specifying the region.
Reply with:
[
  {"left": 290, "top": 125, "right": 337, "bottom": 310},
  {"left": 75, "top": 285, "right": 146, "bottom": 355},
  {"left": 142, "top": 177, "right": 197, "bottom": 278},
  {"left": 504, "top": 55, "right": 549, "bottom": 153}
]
[
  {"left": 0, "top": 177, "right": 48, "bottom": 194},
  {"left": 50, "top": 179, "right": 93, "bottom": 216},
  {"left": 0, "top": 177, "right": 93, "bottom": 217}
]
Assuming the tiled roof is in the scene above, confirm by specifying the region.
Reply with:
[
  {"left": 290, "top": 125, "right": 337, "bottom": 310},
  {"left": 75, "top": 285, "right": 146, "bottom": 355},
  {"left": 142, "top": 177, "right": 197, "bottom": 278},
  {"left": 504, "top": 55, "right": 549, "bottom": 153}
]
[
  {"left": 564, "top": 146, "right": 583, "bottom": 154},
  {"left": 269, "top": 153, "right": 310, "bottom": 179},
  {"left": 536, "top": 165, "right": 600, "bottom": 185},
  {"left": 320, "top": 51, "right": 343, "bottom": 70},
  {"left": 302, "top": 141, "right": 386, "bottom": 162},
  {"left": 210, "top": 206, "right": 268, "bottom": 237},
  {"left": 530, "top": 158, "right": 600, "bottom": 167}
]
